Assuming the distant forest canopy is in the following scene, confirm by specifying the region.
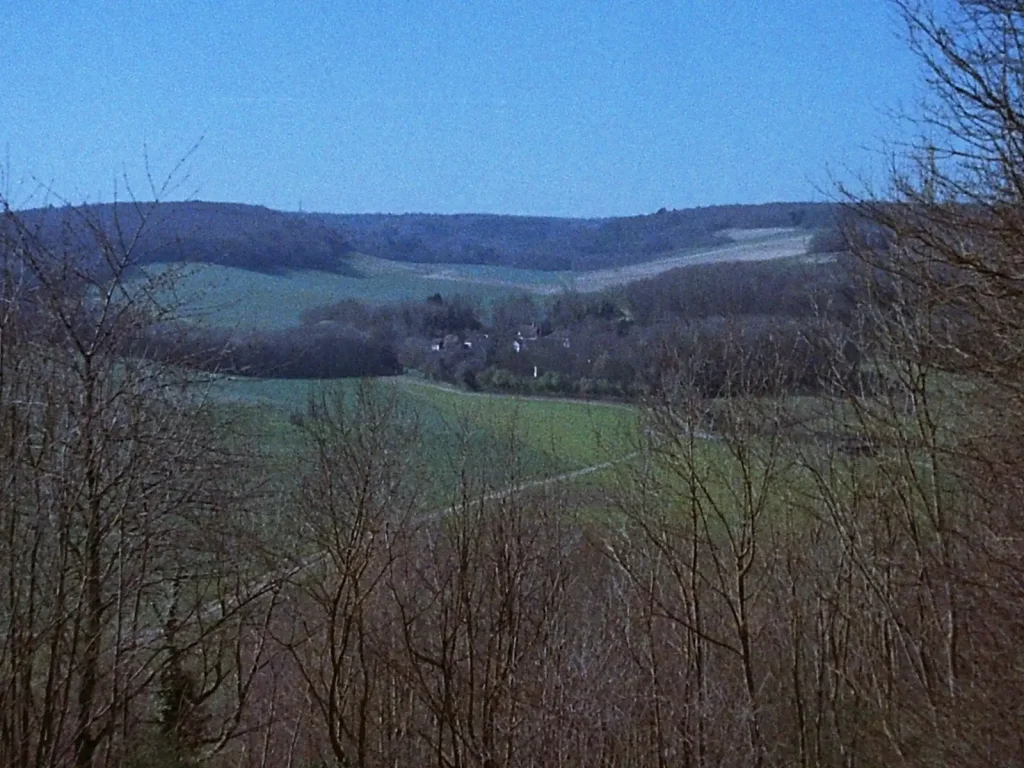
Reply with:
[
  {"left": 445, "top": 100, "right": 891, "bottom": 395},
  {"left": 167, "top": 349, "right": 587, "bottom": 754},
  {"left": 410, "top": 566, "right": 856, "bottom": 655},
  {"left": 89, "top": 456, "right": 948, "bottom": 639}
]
[{"left": 13, "top": 200, "right": 839, "bottom": 274}]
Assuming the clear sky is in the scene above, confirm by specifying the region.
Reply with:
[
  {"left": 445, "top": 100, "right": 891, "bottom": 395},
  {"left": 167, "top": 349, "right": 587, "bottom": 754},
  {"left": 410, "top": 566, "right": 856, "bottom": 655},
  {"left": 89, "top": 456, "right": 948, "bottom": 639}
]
[{"left": 1, "top": 0, "right": 920, "bottom": 217}]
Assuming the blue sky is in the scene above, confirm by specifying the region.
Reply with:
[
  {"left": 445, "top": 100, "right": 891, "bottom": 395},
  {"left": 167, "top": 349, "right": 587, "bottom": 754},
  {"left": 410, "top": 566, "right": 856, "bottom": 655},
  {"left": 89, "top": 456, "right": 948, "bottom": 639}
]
[{"left": 2, "top": 1, "right": 920, "bottom": 217}]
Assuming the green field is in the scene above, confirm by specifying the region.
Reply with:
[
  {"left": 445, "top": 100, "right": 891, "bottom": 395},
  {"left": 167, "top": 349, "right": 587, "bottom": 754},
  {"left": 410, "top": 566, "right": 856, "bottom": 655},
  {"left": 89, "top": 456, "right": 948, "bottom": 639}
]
[
  {"left": 211, "top": 373, "right": 840, "bottom": 530},
  {"left": 211, "top": 375, "right": 837, "bottom": 519},
  {"left": 137, "top": 229, "right": 812, "bottom": 330},
  {"left": 208, "top": 373, "right": 871, "bottom": 527},
  {"left": 211, "top": 375, "right": 641, "bottom": 498},
  {"left": 138, "top": 256, "right": 572, "bottom": 329}
]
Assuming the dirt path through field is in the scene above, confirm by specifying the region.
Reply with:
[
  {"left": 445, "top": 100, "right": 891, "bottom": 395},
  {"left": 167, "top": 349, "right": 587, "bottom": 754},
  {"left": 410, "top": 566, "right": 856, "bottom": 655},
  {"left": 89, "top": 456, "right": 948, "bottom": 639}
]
[
  {"left": 134, "top": 438, "right": 644, "bottom": 647},
  {"left": 551, "top": 231, "right": 814, "bottom": 293},
  {"left": 406, "top": 230, "right": 814, "bottom": 295},
  {"left": 135, "top": 388, "right": 722, "bottom": 649}
]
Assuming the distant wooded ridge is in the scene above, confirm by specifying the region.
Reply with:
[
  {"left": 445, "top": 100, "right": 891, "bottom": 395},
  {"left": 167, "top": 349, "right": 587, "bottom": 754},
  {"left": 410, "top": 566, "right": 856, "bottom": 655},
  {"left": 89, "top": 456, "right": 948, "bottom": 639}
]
[{"left": 12, "top": 200, "right": 838, "bottom": 274}]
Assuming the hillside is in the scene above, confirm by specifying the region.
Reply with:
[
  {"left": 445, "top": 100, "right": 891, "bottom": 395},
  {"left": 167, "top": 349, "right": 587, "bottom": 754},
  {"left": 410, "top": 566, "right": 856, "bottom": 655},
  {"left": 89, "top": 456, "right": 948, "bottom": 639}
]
[
  {"left": 316, "top": 202, "right": 835, "bottom": 270},
  {"left": 137, "top": 229, "right": 814, "bottom": 329},
  {"left": 12, "top": 201, "right": 357, "bottom": 275},
  {"left": 13, "top": 200, "right": 837, "bottom": 274}
]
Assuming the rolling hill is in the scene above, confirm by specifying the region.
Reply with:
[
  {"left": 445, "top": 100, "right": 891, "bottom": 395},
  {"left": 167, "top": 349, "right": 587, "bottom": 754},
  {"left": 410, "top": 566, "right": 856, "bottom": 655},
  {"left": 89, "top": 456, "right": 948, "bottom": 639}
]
[
  {"left": 10, "top": 201, "right": 357, "bottom": 275},
  {"left": 11, "top": 200, "right": 836, "bottom": 275},
  {"left": 139, "top": 228, "right": 814, "bottom": 329},
  {"left": 318, "top": 202, "right": 834, "bottom": 270}
]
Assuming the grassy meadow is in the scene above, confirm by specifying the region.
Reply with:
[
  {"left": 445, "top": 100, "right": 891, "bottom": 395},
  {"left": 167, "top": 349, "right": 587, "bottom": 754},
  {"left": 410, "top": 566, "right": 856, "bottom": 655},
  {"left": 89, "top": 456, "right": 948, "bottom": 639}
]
[
  {"left": 209, "top": 373, "right": 849, "bottom": 527},
  {"left": 137, "top": 256, "right": 570, "bottom": 329},
  {"left": 211, "top": 375, "right": 643, "bottom": 504},
  {"left": 209, "top": 374, "right": 846, "bottom": 521},
  {"left": 136, "top": 228, "right": 812, "bottom": 330}
]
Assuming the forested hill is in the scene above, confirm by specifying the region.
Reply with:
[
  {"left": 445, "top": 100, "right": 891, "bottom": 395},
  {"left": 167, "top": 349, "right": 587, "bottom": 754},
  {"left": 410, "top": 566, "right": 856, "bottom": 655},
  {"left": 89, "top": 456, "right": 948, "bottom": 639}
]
[
  {"left": 11, "top": 202, "right": 357, "bottom": 275},
  {"left": 12, "top": 200, "right": 837, "bottom": 273},
  {"left": 316, "top": 202, "right": 836, "bottom": 270}
]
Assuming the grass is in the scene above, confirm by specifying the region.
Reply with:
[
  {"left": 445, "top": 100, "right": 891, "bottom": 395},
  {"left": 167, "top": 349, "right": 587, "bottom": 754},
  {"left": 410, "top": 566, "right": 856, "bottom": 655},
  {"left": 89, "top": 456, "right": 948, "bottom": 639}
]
[
  {"left": 136, "top": 257, "right": 570, "bottom": 329},
  {"left": 209, "top": 373, "right": 898, "bottom": 535},
  {"left": 395, "top": 378, "right": 636, "bottom": 469},
  {"left": 134, "top": 229, "right": 813, "bottom": 330},
  {"left": 208, "top": 375, "right": 642, "bottom": 502},
  {"left": 222, "top": 370, "right": 976, "bottom": 534},
  {"left": 209, "top": 374, "right": 893, "bottom": 527},
  {"left": 211, "top": 375, "right": 851, "bottom": 524}
]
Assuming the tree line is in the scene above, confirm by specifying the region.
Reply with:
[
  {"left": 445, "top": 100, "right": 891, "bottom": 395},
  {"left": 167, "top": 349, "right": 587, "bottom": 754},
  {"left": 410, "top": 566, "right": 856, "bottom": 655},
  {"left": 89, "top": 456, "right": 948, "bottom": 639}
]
[
  {"left": 277, "top": 256, "right": 860, "bottom": 399},
  {"left": 14, "top": 201, "right": 357, "bottom": 275},
  {"left": 140, "top": 253, "right": 862, "bottom": 399}
]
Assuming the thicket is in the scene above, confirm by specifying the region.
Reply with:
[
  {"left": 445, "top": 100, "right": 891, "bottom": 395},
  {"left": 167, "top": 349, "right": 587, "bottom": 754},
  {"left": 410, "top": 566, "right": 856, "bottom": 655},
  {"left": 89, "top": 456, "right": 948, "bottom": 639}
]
[{"left": 0, "top": 191, "right": 281, "bottom": 767}]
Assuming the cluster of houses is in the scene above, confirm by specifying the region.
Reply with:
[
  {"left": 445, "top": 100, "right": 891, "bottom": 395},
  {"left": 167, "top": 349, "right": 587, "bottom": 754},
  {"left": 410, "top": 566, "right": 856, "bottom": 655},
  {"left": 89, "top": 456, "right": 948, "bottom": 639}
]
[
  {"left": 429, "top": 333, "right": 479, "bottom": 352},
  {"left": 424, "top": 323, "right": 574, "bottom": 381},
  {"left": 429, "top": 324, "right": 571, "bottom": 356},
  {"left": 511, "top": 324, "right": 571, "bottom": 353}
]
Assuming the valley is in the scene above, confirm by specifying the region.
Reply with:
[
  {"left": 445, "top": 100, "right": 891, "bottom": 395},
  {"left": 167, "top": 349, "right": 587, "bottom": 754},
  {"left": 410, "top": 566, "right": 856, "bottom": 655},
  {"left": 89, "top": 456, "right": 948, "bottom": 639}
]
[{"left": 139, "top": 225, "right": 815, "bottom": 329}]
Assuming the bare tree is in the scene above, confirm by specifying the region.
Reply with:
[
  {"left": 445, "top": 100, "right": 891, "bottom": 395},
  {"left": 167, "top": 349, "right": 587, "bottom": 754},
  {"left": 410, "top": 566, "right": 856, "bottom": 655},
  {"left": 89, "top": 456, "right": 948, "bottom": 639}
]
[
  {"left": 273, "top": 380, "right": 426, "bottom": 767},
  {"left": 0, "top": 187, "right": 283, "bottom": 767},
  {"left": 608, "top": 336, "right": 809, "bottom": 767},
  {"left": 825, "top": 2, "right": 1024, "bottom": 761}
]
